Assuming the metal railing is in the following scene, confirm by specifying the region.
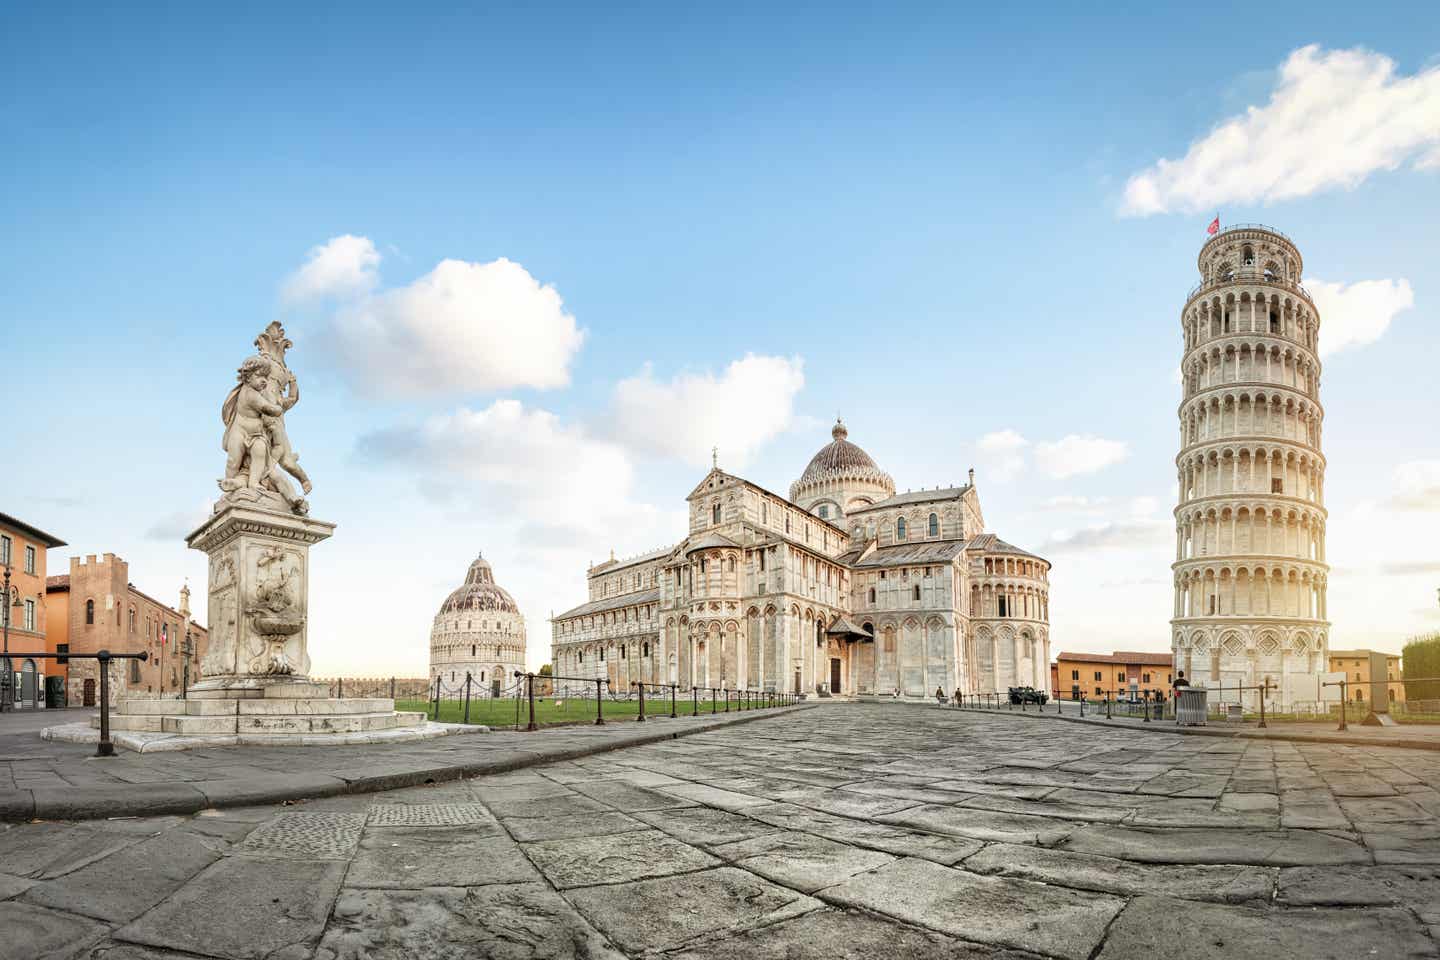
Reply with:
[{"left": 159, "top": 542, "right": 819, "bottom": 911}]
[
  {"left": 1322, "top": 676, "right": 1440, "bottom": 731},
  {"left": 3, "top": 649, "right": 149, "bottom": 756}
]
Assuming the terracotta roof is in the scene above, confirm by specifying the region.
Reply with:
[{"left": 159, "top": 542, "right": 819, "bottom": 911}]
[
  {"left": 46, "top": 574, "right": 70, "bottom": 591},
  {"left": 1055, "top": 650, "right": 1173, "bottom": 666},
  {"left": 0, "top": 512, "right": 66, "bottom": 548}
]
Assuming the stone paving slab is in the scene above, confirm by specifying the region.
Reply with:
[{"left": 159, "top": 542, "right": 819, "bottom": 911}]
[
  {"left": 0, "top": 705, "right": 809, "bottom": 822},
  {"left": 1, "top": 703, "right": 1438, "bottom": 959}
]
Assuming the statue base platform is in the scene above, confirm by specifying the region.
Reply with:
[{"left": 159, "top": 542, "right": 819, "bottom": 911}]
[{"left": 38, "top": 688, "right": 485, "bottom": 753}]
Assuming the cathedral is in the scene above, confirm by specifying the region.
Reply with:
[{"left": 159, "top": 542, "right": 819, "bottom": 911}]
[{"left": 550, "top": 420, "right": 1051, "bottom": 699}]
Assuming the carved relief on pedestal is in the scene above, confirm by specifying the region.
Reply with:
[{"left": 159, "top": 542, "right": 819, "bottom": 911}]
[
  {"left": 203, "top": 549, "right": 240, "bottom": 677},
  {"left": 244, "top": 544, "right": 308, "bottom": 677}
]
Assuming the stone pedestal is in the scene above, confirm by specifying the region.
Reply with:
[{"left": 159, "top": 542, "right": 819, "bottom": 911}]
[
  {"left": 186, "top": 504, "right": 335, "bottom": 695},
  {"left": 50, "top": 502, "right": 480, "bottom": 751}
]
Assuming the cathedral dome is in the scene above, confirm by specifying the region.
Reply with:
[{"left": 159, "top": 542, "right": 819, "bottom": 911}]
[
  {"left": 790, "top": 419, "right": 896, "bottom": 511},
  {"left": 437, "top": 554, "right": 520, "bottom": 615}
]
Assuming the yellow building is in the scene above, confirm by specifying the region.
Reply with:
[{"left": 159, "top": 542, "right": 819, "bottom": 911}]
[
  {"left": 1052, "top": 651, "right": 1173, "bottom": 700},
  {"left": 1328, "top": 649, "right": 1403, "bottom": 706}
]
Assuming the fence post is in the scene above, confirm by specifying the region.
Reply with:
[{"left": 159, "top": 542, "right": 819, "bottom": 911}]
[
  {"left": 1056, "top": 692, "right": 1061, "bottom": 714},
  {"left": 595, "top": 678, "right": 605, "bottom": 725},
  {"left": 1106, "top": 694, "right": 1112, "bottom": 720},
  {"left": 1337, "top": 681, "right": 1348, "bottom": 731},
  {"left": 1258, "top": 681, "right": 1267, "bottom": 729},
  {"left": 96, "top": 650, "right": 115, "bottom": 757},
  {"left": 637, "top": 682, "right": 646, "bottom": 722},
  {"left": 670, "top": 683, "right": 677, "bottom": 719},
  {"left": 692, "top": 686, "right": 698, "bottom": 715},
  {"left": 1080, "top": 694, "right": 1086, "bottom": 718},
  {"left": 337, "top": 677, "right": 343, "bottom": 699},
  {"left": 724, "top": 688, "right": 730, "bottom": 713},
  {"left": 390, "top": 676, "right": 396, "bottom": 700},
  {"left": 525, "top": 673, "right": 537, "bottom": 731},
  {"left": 463, "top": 672, "right": 472, "bottom": 725},
  {"left": 432, "top": 674, "right": 441, "bottom": 721},
  {"left": 1143, "top": 690, "right": 1151, "bottom": 722}
]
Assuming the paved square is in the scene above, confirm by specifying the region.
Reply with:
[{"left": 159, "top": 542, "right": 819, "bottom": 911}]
[{"left": 2, "top": 704, "right": 1439, "bottom": 958}]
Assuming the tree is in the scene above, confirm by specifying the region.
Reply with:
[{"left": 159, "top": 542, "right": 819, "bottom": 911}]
[
  {"left": 538, "top": 663, "right": 553, "bottom": 676},
  {"left": 1402, "top": 633, "right": 1440, "bottom": 702}
]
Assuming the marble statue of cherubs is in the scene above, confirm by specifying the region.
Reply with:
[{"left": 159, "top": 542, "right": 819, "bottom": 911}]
[{"left": 220, "top": 356, "right": 307, "bottom": 513}]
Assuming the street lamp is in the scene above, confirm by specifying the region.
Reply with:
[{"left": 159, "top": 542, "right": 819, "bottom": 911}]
[
  {"left": 181, "top": 627, "right": 193, "bottom": 699},
  {"left": 1, "top": 563, "right": 17, "bottom": 713}
]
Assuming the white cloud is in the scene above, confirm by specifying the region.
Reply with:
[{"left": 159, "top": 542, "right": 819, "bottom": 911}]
[
  {"left": 356, "top": 399, "right": 655, "bottom": 533},
  {"left": 1389, "top": 460, "right": 1440, "bottom": 512},
  {"left": 609, "top": 355, "right": 805, "bottom": 468},
  {"left": 1040, "top": 522, "right": 1172, "bottom": 554},
  {"left": 145, "top": 501, "right": 215, "bottom": 541},
  {"left": 977, "top": 430, "right": 1029, "bottom": 481},
  {"left": 1034, "top": 434, "right": 1129, "bottom": 479},
  {"left": 1122, "top": 45, "right": 1440, "bottom": 215},
  {"left": 283, "top": 235, "right": 380, "bottom": 303},
  {"left": 1040, "top": 495, "right": 1110, "bottom": 512},
  {"left": 296, "top": 238, "right": 586, "bottom": 397},
  {"left": 1306, "top": 277, "right": 1415, "bottom": 357},
  {"left": 1129, "top": 496, "right": 1160, "bottom": 519}
]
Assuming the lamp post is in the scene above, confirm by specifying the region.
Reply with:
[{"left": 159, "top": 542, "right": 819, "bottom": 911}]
[
  {"left": 1, "top": 562, "right": 11, "bottom": 712},
  {"left": 181, "top": 627, "right": 193, "bottom": 699}
]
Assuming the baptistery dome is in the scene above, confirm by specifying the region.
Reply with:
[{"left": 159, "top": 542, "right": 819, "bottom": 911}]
[
  {"left": 429, "top": 554, "right": 527, "bottom": 694},
  {"left": 789, "top": 419, "right": 896, "bottom": 520},
  {"left": 438, "top": 555, "right": 519, "bottom": 615}
]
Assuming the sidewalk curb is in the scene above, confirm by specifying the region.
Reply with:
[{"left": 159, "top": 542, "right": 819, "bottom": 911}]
[
  {"left": 3, "top": 705, "right": 814, "bottom": 824},
  {"left": 958, "top": 704, "right": 1440, "bottom": 751}
]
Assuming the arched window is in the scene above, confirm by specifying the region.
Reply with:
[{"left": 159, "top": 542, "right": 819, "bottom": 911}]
[
  {"left": 896, "top": 517, "right": 907, "bottom": 541},
  {"left": 868, "top": 587, "right": 876, "bottom": 604},
  {"left": 818, "top": 505, "right": 829, "bottom": 519},
  {"left": 928, "top": 513, "right": 939, "bottom": 538},
  {"left": 471, "top": 644, "right": 476, "bottom": 657},
  {"left": 1242, "top": 244, "right": 1255, "bottom": 266},
  {"left": 712, "top": 503, "right": 721, "bottom": 524},
  {"left": 913, "top": 585, "right": 921, "bottom": 601},
  {"left": 642, "top": 642, "right": 649, "bottom": 657},
  {"left": 85, "top": 599, "right": 94, "bottom": 625},
  {"left": 579, "top": 650, "right": 585, "bottom": 663}
]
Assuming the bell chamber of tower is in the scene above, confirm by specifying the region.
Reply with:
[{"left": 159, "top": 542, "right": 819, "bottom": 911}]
[{"left": 1171, "top": 224, "right": 1329, "bottom": 708}]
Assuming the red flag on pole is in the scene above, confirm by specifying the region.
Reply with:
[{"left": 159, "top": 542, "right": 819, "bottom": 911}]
[{"left": 1206, "top": 215, "right": 1220, "bottom": 235}]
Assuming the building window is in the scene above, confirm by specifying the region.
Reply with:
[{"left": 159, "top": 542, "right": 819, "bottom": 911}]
[
  {"left": 642, "top": 642, "right": 649, "bottom": 657},
  {"left": 912, "top": 585, "right": 921, "bottom": 601},
  {"left": 928, "top": 513, "right": 939, "bottom": 538},
  {"left": 1071, "top": 669, "right": 1079, "bottom": 680},
  {"left": 621, "top": 645, "right": 626, "bottom": 658},
  {"left": 1094, "top": 671, "right": 1103, "bottom": 681},
  {"left": 997, "top": 596, "right": 1007, "bottom": 617},
  {"left": 85, "top": 599, "right": 95, "bottom": 625},
  {"left": 600, "top": 648, "right": 605, "bottom": 662},
  {"left": 785, "top": 516, "right": 791, "bottom": 534},
  {"left": 1142, "top": 673, "right": 1151, "bottom": 683},
  {"left": 24, "top": 545, "right": 36, "bottom": 575},
  {"left": 0, "top": 536, "right": 9, "bottom": 565},
  {"left": 1271, "top": 478, "right": 1283, "bottom": 494},
  {"left": 712, "top": 503, "right": 721, "bottom": 524},
  {"left": 23, "top": 599, "right": 35, "bottom": 631},
  {"left": 896, "top": 518, "right": 907, "bottom": 541},
  {"left": 130, "top": 660, "right": 141, "bottom": 683},
  {"left": 471, "top": 644, "right": 476, "bottom": 657},
  {"left": 868, "top": 587, "right": 876, "bottom": 604},
  {"left": 818, "top": 505, "right": 829, "bottom": 519},
  {"left": 758, "top": 551, "right": 766, "bottom": 572}
]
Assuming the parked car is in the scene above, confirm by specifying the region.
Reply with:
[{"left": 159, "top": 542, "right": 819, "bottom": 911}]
[{"left": 1008, "top": 686, "right": 1049, "bottom": 705}]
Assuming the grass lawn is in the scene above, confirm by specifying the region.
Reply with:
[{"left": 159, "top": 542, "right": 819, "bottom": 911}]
[{"left": 396, "top": 691, "right": 783, "bottom": 728}]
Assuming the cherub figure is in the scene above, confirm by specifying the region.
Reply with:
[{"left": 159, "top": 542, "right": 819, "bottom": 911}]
[
  {"left": 253, "top": 322, "right": 312, "bottom": 496},
  {"left": 220, "top": 356, "right": 306, "bottom": 513}
]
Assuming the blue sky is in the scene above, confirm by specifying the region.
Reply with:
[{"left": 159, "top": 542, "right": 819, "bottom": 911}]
[{"left": 5, "top": 3, "right": 1438, "bottom": 674}]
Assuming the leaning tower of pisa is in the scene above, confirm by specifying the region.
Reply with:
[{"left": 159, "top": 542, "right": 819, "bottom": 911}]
[{"left": 1171, "top": 224, "right": 1330, "bottom": 709}]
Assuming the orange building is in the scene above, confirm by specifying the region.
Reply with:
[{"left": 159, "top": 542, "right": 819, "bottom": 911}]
[
  {"left": 1, "top": 511, "right": 67, "bottom": 708},
  {"left": 44, "top": 553, "right": 208, "bottom": 706},
  {"left": 1053, "top": 650, "right": 1174, "bottom": 701},
  {"left": 1328, "top": 649, "right": 1404, "bottom": 707}
]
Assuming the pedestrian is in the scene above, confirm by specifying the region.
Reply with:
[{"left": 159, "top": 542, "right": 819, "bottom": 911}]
[
  {"left": 934, "top": 685, "right": 946, "bottom": 705},
  {"left": 1173, "top": 670, "right": 1190, "bottom": 695}
]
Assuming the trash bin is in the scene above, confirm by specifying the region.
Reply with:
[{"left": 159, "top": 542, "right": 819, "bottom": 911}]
[{"left": 1176, "top": 687, "right": 1208, "bottom": 726}]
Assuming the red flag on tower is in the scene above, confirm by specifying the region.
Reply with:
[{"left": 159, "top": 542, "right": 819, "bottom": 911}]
[{"left": 1206, "top": 215, "right": 1220, "bottom": 235}]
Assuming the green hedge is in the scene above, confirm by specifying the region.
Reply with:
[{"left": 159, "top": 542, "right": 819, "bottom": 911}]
[{"left": 1403, "top": 633, "right": 1440, "bottom": 701}]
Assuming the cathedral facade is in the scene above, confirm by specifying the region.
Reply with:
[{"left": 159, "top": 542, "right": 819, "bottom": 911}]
[{"left": 550, "top": 421, "right": 1050, "bottom": 699}]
